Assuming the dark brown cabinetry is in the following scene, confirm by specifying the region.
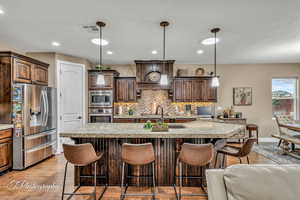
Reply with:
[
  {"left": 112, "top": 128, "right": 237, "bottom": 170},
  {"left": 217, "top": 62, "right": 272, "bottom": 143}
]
[
  {"left": 31, "top": 64, "right": 48, "bottom": 85},
  {"left": 0, "top": 129, "right": 12, "bottom": 173},
  {"left": 88, "top": 70, "right": 119, "bottom": 90},
  {"left": 13, "top": 58, "right": 33, "bottom": 83},
  {"left": 115, "top": 77, "right": 136, "bottom": 102},
  {"left": 0, "top": 52, "right": 49, "bottom": 85},
  {"left": 173, "top": 77, "right": 217, "bottom": 102},
  {"left": 135, "top": 60, "right": 174, "bottom": 89}
]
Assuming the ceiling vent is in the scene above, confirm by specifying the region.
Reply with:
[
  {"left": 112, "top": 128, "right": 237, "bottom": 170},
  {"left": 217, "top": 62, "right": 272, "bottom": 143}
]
[{"left": 81, "top": 25, "right": 99, "bottom": 33}]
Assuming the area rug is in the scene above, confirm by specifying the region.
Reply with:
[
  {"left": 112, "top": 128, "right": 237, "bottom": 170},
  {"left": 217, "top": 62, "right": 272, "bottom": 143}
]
[{"left": 252, "top": 143, "right": 300, "bottom": 164}]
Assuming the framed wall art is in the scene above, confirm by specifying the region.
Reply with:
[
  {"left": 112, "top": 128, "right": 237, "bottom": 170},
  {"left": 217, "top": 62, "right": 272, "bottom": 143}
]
[{"left": 233, "top": 87, "right": 252, "bottom": 106}]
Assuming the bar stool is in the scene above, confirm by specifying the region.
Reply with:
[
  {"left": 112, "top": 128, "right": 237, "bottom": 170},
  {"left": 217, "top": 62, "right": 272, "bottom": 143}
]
[
  {"left": 174, "top": 143, "right": 214, "bottom": 199},
  {"left": 62, "top": 143, "right": 107, "bottom": 200},
  {"left": 246, "top": 124, "right": 259, "bottom": 144},
  {"left": 120, "top": 143, "right": 156, "bottom": 200},
  {"left": 215, "top": 138, "right": 256, "bottom": 168}
]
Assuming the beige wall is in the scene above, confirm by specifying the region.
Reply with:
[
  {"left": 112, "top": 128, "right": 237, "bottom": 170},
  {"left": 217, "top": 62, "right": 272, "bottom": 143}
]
[{"left": 109, "top": 63, "right": 300, "bottom": 138}]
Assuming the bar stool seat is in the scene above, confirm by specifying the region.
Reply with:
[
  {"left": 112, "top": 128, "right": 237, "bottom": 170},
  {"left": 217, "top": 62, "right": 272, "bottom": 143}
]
[
  {"left": 174, "top": 143, "right": 214, "bottom": 200},
  {"left": 62, "top": 143, "right": 107, "bottom": 200},
  {"left": 120, "top": 143, "right": 156, "bottom": 200}
]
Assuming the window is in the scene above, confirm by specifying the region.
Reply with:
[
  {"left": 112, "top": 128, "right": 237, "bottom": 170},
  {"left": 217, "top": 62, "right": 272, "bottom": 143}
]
[{"left": 272, "top": 78, "right": 298, "bottom": 119}]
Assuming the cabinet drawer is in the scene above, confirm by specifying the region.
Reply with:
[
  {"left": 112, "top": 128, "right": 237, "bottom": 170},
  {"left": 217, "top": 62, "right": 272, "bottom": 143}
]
[
  {"left": 25, "top": 142, "right": 56, "bottom": 167},
  {"left": 24, "top": 132, "right": 56, "bottom": 150},
  {"left": 0, "top": 129, "right": 12, "bottom": 140}
]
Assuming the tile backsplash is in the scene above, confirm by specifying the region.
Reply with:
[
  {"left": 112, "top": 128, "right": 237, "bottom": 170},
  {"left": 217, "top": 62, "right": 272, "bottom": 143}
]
[{"left": 114, "top": 90, "right": 214, "bottom": 116}]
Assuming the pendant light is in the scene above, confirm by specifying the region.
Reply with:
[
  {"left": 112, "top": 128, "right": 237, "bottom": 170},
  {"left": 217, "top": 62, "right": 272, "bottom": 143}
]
[
  {"left": 160, "top": 21, "right": 169, "bottom": 85},
  {"left": 211, "top": 28, "right": 220, "bottom": 87},
  {"left": 96, "top": 21, "right": 106, "bottom": 85}
]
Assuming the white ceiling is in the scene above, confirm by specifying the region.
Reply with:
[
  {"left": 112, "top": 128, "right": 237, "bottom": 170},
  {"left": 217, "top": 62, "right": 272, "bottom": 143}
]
[{"left": 0, "top": 0, "right": 300, "bottom": 64}]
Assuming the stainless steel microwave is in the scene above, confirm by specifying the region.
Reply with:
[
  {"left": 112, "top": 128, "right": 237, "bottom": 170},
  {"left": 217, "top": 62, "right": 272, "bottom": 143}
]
[{"left": 89, "top": 90, "right": 113, "bottom": 107}]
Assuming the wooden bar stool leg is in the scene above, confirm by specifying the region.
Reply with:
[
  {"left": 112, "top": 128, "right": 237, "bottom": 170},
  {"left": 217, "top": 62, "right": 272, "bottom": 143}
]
[
  {"left": 247, "top": 156, "right": 250, "bottom": 164},
  {"left": 239, "top": 157, "right": 242, "bottom": 164},
  {"left": 249, "top": 130, "right": 253, "bottom": 138}
]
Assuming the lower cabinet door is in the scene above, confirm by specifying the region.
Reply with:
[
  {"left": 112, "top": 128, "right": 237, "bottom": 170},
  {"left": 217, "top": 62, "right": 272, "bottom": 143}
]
[{"left": 0, "top": 140, "right": 12, "bottom": 170}]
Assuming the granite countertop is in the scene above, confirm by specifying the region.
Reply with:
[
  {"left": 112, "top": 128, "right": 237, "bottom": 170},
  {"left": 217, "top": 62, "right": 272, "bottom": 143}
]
[
  {"left": 0, "top": 124, "right": 14, "bottom": 131},
  {"left": 114, "top": 115, "right": 200, "bottom": 119},
  {"left": 60, "top": 120, "right": 245, "bottom": 139}
]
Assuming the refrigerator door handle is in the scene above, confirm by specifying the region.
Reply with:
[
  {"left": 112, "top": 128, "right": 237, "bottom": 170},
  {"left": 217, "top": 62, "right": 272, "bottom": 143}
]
[
  {"left": 41, "top": 90, "right": 47, "bottom": 127},
  {"left": 44, "top": 90, "right": 49, "bottom": 127}
]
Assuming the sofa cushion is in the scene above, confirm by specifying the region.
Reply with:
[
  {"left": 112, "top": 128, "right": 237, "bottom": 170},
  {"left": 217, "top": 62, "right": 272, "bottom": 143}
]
[{"left": 223, "top": 164, "right": 300, "bottom": 200}]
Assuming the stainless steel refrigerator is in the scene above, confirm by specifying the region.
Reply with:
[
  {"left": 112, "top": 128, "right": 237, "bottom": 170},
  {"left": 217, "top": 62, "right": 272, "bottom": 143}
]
[{"left": 12, "top": 84, "right": 57, "bottom": 170}]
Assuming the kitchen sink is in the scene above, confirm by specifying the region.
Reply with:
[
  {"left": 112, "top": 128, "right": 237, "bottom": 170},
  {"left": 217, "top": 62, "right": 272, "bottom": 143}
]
[{"left": 168, "top": 125, "right": 186, "bottom": 129}]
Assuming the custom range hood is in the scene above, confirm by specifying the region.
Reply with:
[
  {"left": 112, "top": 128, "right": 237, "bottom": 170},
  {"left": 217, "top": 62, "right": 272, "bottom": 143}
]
[{"left": 135, "top": 21, "right": 175, "bottom": 90}]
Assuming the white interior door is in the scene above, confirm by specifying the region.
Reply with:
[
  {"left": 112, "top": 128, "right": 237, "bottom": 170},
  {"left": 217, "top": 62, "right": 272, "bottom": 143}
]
[{"left": 57, "top": 61, "right": 85, "bottom": 152}]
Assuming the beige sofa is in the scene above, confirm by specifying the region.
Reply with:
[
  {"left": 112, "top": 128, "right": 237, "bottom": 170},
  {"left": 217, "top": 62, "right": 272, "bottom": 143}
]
[{"left": 206, "top": 164, "right": 300, "bottom": 200}]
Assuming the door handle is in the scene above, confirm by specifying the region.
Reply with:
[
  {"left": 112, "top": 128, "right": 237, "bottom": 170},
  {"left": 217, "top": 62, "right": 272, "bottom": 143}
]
[{"left": 78, "top": 116, "right": 82, "bottom": 119}]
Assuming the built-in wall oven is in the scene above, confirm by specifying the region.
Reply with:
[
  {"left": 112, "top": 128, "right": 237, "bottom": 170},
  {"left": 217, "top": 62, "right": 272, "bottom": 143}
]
[
  {"left": 88, "top": 107, "right": 113, "bottom": 123},
  {"left": 89, "top": 90, "right": 113, "bottom": 107}
]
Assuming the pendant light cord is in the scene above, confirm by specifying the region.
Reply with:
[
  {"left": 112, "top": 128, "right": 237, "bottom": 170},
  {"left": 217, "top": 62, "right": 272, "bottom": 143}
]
[
  {"left": 163, "top": 25, "right": 166, "bottom": 60},
  {"left": 99, "top": 25, "right": 103, "bottom": 66},
  {"left": 214, "top": 31, "right": 217, "bottom": 77}
]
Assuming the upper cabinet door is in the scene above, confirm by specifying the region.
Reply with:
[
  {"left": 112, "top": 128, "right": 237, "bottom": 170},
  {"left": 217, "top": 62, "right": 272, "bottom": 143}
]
[
  {"left": 173, "top": 79, "right": 184, "bottom": 102},
  {"left": 115, "top": 78, "right": 136, "bottom": 102},
  {"left": 32, "top": 65, "right": 48, "bottom": 85},
  {"left": 88, "top": 73, "right": 114, "bottom": 89},
  {"left": 13, "top": 58, "right": 32, "bottom": 83},
  {"left": 205, "top": 79, "right": 217, "bottom": 102},
  {"left": 183, "top": 80, "right": 193, "bottom": 102},
  {"left": 172, "top": 77, "right": 217, "bottom": 102},
  {"left": 192, "top": 79, "right": 205, "bottom": 102},
  {"left": 127, "top": 78, "right": 136, "bottom": 102}
]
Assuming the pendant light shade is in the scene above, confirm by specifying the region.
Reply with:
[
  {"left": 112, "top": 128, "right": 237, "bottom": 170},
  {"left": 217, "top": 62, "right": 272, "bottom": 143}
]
[
  {"left": 160, "top": 74, "right": 168, "bottom": 85},
  {"left": 160, "top": 21, "right": 169, "bottom": 85},
  {"left": 96, "top": 74, "right": 105, "bottom": 85},
  {"left": 211, "top": 27, "right": 221, "bottom": 88},
  {"left": 211, "top": 76, "right": 220, "bottom": 87},
  {"left": 96, "top": 21, "right": 106, "bottom": 85}
]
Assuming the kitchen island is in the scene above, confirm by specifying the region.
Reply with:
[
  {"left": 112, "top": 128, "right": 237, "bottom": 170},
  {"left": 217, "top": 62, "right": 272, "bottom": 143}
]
[{"left": 60, "top": 120, "right": 245, "bottom": 186}]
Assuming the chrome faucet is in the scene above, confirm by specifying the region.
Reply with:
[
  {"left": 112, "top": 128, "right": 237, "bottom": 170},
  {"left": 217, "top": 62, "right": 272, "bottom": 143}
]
[{"left": 155, "top": 105, "right": 164, "bottom": 123}]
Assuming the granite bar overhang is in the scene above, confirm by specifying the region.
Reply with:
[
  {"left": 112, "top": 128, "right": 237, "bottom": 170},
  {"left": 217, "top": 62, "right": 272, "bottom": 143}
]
[{"left": 60, "top": 120, "right": 245, "bottom": 139}]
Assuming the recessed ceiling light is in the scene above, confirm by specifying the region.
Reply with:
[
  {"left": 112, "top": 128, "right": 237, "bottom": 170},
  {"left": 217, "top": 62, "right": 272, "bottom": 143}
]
[
  {"left": 91, "top": 38, "right": 109, "bottom": 46},
  {"left": 197, "top": 49, "right": 204, "bottom": 54},
  {"left": 202, "top": 37, "right": 220, "bottom": 45},
  {"left": 51, "top": 41, "right": 60, "bottom": 46},
  {"left": 151, "top": 50, "right": 158, "bottom": 54},
  {"left": 0, "top": 8, "right": 5, "bottom": 15},
  {"left": 107, "top": 51, "right": 113, "bottom": 55}
]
